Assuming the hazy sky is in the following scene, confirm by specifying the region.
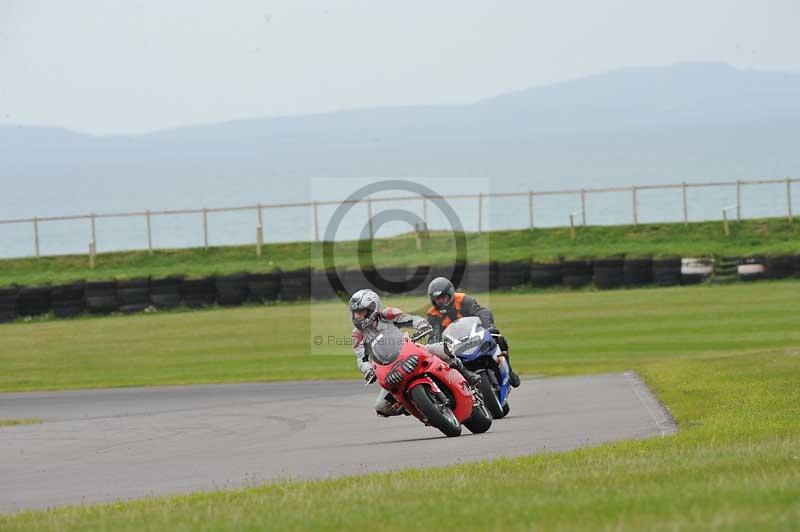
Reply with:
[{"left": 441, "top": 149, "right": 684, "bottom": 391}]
[{"left": 1, "top": 0, "right": 798, "bottom": 135}]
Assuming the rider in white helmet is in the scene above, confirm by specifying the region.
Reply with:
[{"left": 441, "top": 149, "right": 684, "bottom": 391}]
[{"left": 349, "top": 288, "right": 481, "bottom": 417}]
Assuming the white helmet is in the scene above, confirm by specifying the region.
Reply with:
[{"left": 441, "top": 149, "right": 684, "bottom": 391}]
[{"left": 349, "top": 289, "right": 381, "bottom": 330}]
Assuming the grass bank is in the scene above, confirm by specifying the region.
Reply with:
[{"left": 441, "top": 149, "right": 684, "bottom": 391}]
[{"left": 1, "top": 217, "right": 799, "bottom": 287}]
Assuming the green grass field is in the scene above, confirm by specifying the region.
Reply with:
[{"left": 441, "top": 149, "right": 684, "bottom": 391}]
[
  {"left": 1, "top": 281, "right": 798, "bottom": 529},
  {"left": 2, "top": 217, "right": 799, "bottom": 287},
  {"left": 2, "top": 281, "right": 799, "bottom": 391}
]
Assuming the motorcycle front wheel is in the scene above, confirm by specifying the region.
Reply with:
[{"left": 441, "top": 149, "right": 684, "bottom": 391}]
[
  {"left": 409, "top": 384, "right": 462, "bottom": 437},
  {"left": 478, "top": 374, "right": 505, "bottom": 419}
]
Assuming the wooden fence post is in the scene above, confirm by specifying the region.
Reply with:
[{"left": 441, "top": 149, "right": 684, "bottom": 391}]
[
  {"left": 528, "top": 191, "right": 534, "bottom": 229},
  {"left": 89, "top": 241, "right": 96, "bottom": 268},
  {"left": 313, "top": 201, "right": 319, "bottom": 242},
  {"left": 146, "top": 210, "right": 153, "bottom": 255},
  {"left": 736, "top": 179, "right": 742, "bottom": 221},
  {"left": 203, "top": 208, "right": 209, "bottom": 250},
  {"left": 682, "top": 181, "right": 689, "bottom": 225},
  {"left": 256, "top": 225, "right": 264, "bottom": 256},
  {"left": 477, "top": 193, "right": 484, "bottom": 233},
  {"left": 421, "top": 196, "right": 428, "bottom": 227},
  {"left": 90, "top": 213, "right": 97, "bottom": 249},
  {"left": 569, "top": 213, "right": 576, "bottom": 240},
  {"left": 631, "top": 187, "right": 638, "bottom": 226},
  {"left": 787, "top": 178, "right": 793, "bottom": 223},
  {"left": 723, "top": 209, "right": 730, "bottom": 237},
  {"left": 580, "top": 189, "right": 586, "bottom": 226},
  {"left": 367, "top": 197, "right": 374, "bottom": 239},
  {"left": 33, "top": 217, "right": 40, "bottom": 258}
]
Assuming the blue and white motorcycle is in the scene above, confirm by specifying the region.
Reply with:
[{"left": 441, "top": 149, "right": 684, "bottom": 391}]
[{"left": 442, "top": 317, "right": 511, "bottom": 419}]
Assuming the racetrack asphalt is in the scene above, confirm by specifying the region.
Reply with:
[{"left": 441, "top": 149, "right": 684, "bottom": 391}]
[{"left": 0, "top": 373, "right": 676, "bottom": 513}]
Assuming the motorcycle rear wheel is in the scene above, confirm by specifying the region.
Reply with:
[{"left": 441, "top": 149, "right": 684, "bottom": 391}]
[
  {"left": 463, "top": 402, "right": 492, "bottom": 434},
  {"left": 410, "top": 384, "right": 462, "bottom": 437}
]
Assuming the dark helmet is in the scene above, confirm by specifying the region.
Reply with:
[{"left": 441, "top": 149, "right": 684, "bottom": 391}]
[
  {"left": 349, "top": 289, "right": 381, "bottom": 330},
  {"left": 428, "top": 277, "right": 455, "bottom": 313}
]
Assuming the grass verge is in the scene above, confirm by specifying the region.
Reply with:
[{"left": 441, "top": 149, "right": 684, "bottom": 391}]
[{"left": 0, "top": 418, "right": 42, "bottom": 427}]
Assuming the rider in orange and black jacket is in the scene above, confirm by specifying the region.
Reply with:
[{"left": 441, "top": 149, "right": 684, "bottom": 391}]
[{"left": 426, "top": 277, "right": 521, "bottom": 388}]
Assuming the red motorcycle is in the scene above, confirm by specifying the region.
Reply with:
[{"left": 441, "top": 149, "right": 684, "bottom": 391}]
[{"left": 370, "top": 327, "right": 492, "bottom": 437}]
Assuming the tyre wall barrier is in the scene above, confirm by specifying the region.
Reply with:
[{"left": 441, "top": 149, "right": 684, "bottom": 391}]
[
  {"left": 681, "top": 258, "right": 714, "bottom": 285},
  {"left": 280, "top": 268, "right": 311, "bottom": 301},
  {"left": 51, "top": 281, "right": 86, "bottom": 318},
  {"left": 495, "top": 261, "right": 531, "bottom": 290},
  {"left": 17, "top": 286, "right": 52, "bottom": 317},
  {"left": 182, "top": 276, "right": 217, "bottom": 308},
  {"left": 216, "top": 273, "right": 249, "bottom": 306},
  {"left": 0, "top": 286, "right": 19, "bottom": 323},
  {"left": 593, "top": 258, "right": 624, "bottom": 290},
  {"left": 623, "top": 258, "right": 653, "bottom": 287},
  {"left": 116, "top": 278, "right": 151, "bottom": 314},
  {"left": 738, "top": 256, "right": 766, "bottom": 282},
  {"left": 150, "top": 276, "right": 183, "bottom": 309},
  {"left": 652, "top": 258, "right": 681, "bottom": 286},
  {"left": 459, "top": 262, "right": 497, "bottom": 293},
  {"left": 794, "top": 254, "right": 800, "bottom": 278},
  {"left": 85, "top": 280, "right": 119, "bottom": 315},
  {"left": 562, "top": 260, "right": 593, "bottom": 288},
  {"left": 530, "top": 262, "right": 562, "bottom": 288},
  {"left": 712, "top": 256, "right": 740, "bottom": 284},
  {"left": 247, "top": 272, "right": 281, "bottom": 303},
  {"left": 766, "top": 256, "right": 794, "bottom": 280}
]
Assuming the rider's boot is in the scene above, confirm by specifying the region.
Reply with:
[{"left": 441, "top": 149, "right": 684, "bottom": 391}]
[
  {"left": 450, "top": 356, "right": 481, "bottom": 387},
  {"left": 502, "top": 352, "right": 521, "bottom": 388}
]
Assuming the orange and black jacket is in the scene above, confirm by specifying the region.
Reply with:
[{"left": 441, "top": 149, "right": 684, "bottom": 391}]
[{"left": 426, "top": 292, "right": 495, "bottom": 343}]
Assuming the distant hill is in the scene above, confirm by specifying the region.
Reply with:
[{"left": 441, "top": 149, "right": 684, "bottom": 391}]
[{"left": 2, "top": 62, "right": 799, "bottom": 219}]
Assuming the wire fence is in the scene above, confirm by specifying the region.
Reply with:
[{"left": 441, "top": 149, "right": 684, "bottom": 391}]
[{"left": 0, "top": 177, "right": 796, "bottom": 260}]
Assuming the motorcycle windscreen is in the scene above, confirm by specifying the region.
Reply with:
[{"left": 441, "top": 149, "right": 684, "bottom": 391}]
[
  {"left": 368, "top": 326, "right": 406, "bottom": 365},
  {"left": 442, "top": 316, "right": 486, "bottom": 357}
]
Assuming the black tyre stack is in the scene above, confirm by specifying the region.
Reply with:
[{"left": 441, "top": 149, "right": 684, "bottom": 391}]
[
  {"left": 623, "top": 257, "right": 653, "bottom": 287},
  {"left": 0, "top": 286, "right": 19, "bottom": 323},
  {"left": 216, "top": 273, "right": 249, "bottom": 306},
  {"left": 652, "top": 257, "right": 681, "bottom": 286},
  {"left": 794, "top": 254, "right": 800, "bottom": 278},
  {"left": 182, "top": 276, "right": 217, "bottom": 308},
  {"left": 280, "top": 268, "right": 312, "bottom": 301},
  {"left": 117, "top": 278, "right": 151, "bottom": 314},
  {"left": 766, "top": 255, "right": 794, "bottom": 280},
  {"left": 459, "top": 263, "right": 497, "bottom": 293},
  {"left": 495, "top": 261, "right": 530, "bottom": 291},
  {"left": 562, "top": 260, "right": 593, "bottom": 288},
  {"left": 593, "top": 258, "right": 625, "bottom": 290},
  {"left": 85, "top": 280, "right": 119, "bottom": 314},
  {"left": 311, "top": 270, "right": 340, "bottom": 300},
  {"left": 248, "top": 272, "right": 281, "bottom": 303},
  {"left": 738, "top": 256, "right": 766, "bottom": 282},
  {"left": 17, "top": 286, "right": 52, "bottom": 317},
  {"left": 712, "top": 257, "right": 740, "bottom": 284},
  {"left": 530, "top": 262, "right": 562, "bottom": 288},
  {"left": 150, "top": 276, "right": 183, "bottom": 309},
  {"left": 51, "top": 282, "right": 85, "bottom": 318},
  {"left": 680, "top": 258, "right": 714, "bottom": 286}
]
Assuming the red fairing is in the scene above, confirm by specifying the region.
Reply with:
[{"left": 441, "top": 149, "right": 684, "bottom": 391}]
[
  {"left": 373, "top": 338, "right": 475, "bottom": 423},
  {"left": 380, "top": 307, "right": 404, "bottom": 320}
]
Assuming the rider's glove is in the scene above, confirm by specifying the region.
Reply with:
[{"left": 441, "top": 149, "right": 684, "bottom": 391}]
[
  {"left": 416, "top": 323, "right": 433, "bottom": 336},
  {"left": 363, "top": 367, "right": 376, "bottom": 384}
]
